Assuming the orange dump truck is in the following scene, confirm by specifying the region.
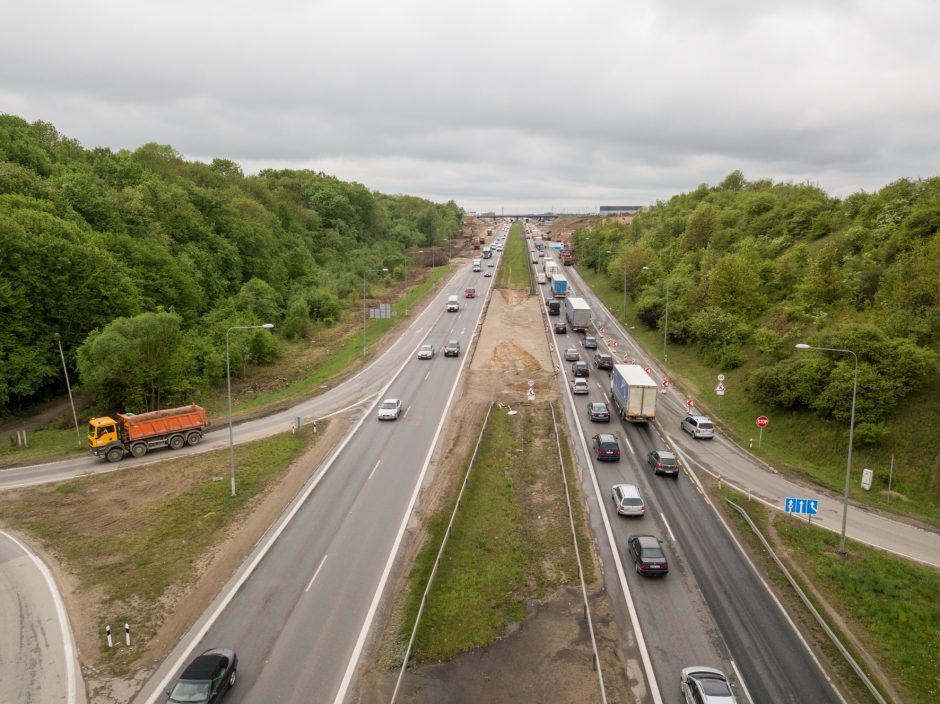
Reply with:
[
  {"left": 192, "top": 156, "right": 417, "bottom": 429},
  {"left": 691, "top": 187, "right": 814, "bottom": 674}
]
[{"left": 87, "top": 403, "right": 209, "bottom": 462}]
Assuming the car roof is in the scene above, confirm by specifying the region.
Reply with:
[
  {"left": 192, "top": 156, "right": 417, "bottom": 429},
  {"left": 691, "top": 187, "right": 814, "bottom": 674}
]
[
  {"left": 596, "top": 433, "right": 617, "bottom": 442},
  {"left": 181, "top": 652, "right": 229, "bottom": 679},
  {"left": 631, "top": 534, "right": 660, "bottom": 547},
  {"left": 614, "top": 483, "right": 640, "bottom": 496},
  {"left": 689, "top": 414, "right": 711, "bottom": 421},
  {"left": 590, "top": 401, "right": 607, "bottom": 408},
  {"left": 447, "top": 339, "right": 459, "bottom": 345},
  {"left": 653, "top": 450, "right": 676, "bottom": 458},
  {"left": 382, "top": 398, "right": 400, "bottom": 404}
]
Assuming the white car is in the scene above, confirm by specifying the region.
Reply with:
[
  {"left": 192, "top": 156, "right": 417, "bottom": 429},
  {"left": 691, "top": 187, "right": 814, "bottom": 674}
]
[
  {"left": 417, "top": 344, "right": 435, "bottom": 360},
  {"left": 377, "top": 398, "right": 402, "bottom": 420},
  {"left": 680, "top": 667, "right": 738, "bottom": 703},
  {"left": 570, "top": 378, "right": 589, "bottom": 394}
]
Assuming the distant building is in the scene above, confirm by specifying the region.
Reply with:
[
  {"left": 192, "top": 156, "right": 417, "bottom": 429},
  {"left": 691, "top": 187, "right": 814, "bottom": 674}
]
[{"left": 599, "top": 205, "right": 641, "bottom": 216}]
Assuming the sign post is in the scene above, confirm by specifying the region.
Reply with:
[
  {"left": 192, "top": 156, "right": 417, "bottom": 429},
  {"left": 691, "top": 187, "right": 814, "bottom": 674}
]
[
  {"left": 715, "top": 380, "right": 726, "bottom": 410},
  {"left": 756, "top": 415, "right": 769, "bottom": 449}
]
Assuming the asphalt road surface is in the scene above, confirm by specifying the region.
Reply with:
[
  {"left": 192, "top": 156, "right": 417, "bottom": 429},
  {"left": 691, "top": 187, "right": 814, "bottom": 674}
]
[{"left": 134, "top": 244, "right": 506, "bottom": 703}]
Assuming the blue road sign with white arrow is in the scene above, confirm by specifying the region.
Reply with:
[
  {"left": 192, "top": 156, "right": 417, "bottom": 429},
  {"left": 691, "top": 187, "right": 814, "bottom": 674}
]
[{"left": 785, "top": 497, "right": 819, "bottom": 515}]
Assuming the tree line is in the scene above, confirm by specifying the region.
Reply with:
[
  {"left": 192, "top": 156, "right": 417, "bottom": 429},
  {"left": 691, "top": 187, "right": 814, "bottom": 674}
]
[
  {"left": 577, "top": 171, "right": 939, "bottom": 446},
  {"left": 0, "top": 115, "right": 461, "bottom": 415}
]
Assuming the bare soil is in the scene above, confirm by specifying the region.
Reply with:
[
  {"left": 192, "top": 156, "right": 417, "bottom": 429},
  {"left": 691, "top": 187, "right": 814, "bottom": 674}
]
[{"left": 355, "top": 287, "right": 634, "bottom": 703}]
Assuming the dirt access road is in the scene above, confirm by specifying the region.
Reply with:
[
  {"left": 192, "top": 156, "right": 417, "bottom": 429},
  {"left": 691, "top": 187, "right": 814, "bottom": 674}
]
[{"left": 355, "top": 286, "right": 634, "bottom": 703}]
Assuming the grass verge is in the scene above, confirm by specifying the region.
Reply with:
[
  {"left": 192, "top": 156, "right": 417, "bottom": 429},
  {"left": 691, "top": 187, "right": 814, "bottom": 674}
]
[
  {"left": 394, "top": 402, "right": 594, "bottom": 663},
  {"left": 495, "top": 222, "right": 532, "bottom": 291},
  {"left": 716, "top": 484, "right": 940, "bottom": 704},
  {"left": 0, "top": 424, "right": 321, "bottom": 674}
]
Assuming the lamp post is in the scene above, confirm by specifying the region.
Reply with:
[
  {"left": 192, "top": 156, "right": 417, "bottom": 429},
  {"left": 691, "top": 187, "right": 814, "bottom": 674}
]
[
  {"left": 622, "top": 262, "right": 627, "bottom": 321},
  {"left": 54, "top": 333, "right": 82, "bottom": 448},
  {"left": 363, "top": 267, "right": 388, "bottom": 356},
  {"left": 227, "top": 323, "right": 274, "bottom": 497},
  {"left": 795, "top": 343, "right": 859, "bottom": 555}
]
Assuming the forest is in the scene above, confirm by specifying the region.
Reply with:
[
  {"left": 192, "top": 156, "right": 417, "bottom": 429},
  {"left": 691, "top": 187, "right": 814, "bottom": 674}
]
[
  {"left": 576, "top": 171, "right": 940, "bottom": 448},
  {"left": 0, "top": 115, "right": 461, "bottom": 416}
]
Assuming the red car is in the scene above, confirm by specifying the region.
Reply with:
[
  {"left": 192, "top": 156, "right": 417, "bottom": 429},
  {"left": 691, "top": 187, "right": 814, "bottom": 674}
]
[{"left": 465, "top": 288, "right": 476, "bottom": 298}]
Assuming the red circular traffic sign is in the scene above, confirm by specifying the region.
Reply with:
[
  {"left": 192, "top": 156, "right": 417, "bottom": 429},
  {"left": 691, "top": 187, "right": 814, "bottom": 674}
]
[{"left": 756, "top": 416, "right": 769, "bottom": 428}]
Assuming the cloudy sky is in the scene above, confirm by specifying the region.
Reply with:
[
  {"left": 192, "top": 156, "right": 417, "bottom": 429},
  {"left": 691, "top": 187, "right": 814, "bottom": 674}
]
[{"left": 3, "top": 0, "right": 939, "bottom": 212}]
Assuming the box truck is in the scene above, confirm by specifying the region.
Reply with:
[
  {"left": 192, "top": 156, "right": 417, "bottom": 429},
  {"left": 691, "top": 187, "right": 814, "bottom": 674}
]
[
  {"left": 87, "top": 403, "right": 209, "bottom": 462},
  {"left": 610, "top": 364, "right": 658, "bottom": 422},
  {"left": 551, "top": 273, "right": 568, "bottom": 298},
  {"left": 564, "top": 297, "right": 591, "bottom": 332}
]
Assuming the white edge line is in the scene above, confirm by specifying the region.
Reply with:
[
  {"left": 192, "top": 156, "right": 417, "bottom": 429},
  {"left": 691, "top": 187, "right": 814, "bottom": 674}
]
[
  {"left": 660, "top": 513, "right": 676, "bottom": 543},
  {"left": 143, "top": 303, "right": 428, "bottom": 703},
  {"left": 1, "top": 529, "right": 78, "bottom": 704},
  {"left": 368, "top": 460, "right": 381, "bottom": 481},
  {"left": 541, "top": 268, "right": 663, "bottom": 704},
  {"left": 729, "top": 659, "right": 756, "bottom": 704},
  {"left": 332, "top": 256, "right": 494, "bottom": 704},
  {"left": 305, "top": 555, "right": 328, "bottom": 593}
]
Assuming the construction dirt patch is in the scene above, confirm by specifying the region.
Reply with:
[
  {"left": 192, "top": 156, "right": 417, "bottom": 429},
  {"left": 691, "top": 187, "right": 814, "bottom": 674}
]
[{"left": 355, "top": 285, "right": 634, "bottom": 703}]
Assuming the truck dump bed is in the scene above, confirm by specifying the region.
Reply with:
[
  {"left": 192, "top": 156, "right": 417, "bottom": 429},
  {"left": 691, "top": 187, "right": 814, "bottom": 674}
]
[{"left": 120, "top": 404, "right": 208, "bottom": 441}]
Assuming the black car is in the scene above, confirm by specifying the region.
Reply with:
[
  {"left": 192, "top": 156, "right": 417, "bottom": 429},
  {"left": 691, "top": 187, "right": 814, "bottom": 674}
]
[
  {"left": 593, "top": 353, "right": 614, "bottom": 370},
  {"left": 554, "top": 321, "right": 567, "bottom": 334},
  {"left": 648, "top": 449, "right": 681, "bottom": 477},
  {"left": 591, "top": 433, "right": 620, "bottom": 461},
  {"left": 167, "top": 649, "right": 238, "bottom": 703},
  {"left": 587, "top": 402, "right": 610, "bottom": 422},
  {"left": 444, "top": 340, "right": 460, "bottom": 357},
  {"left": 571, "top": 360, "right": 590, "bottom": 377},
  {"left": 628, "top": 534, "right": 669, "bottom": 576}
]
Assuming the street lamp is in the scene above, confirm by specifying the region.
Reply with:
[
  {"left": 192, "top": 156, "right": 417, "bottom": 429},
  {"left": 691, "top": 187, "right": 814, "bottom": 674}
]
[
  {"left": 363, "top": 267, "right": 389, "bottom": 356},
  {"left": 642, "top": 266, "right": 669, "bottom": 362},
  {"left": 227, "top": 323, "right": 274, "bottom": 497},
  {"left": 54, "top": 333, "right": 82, "bottom": 448},
  {"left": 795, "top": 343, "right": 859, "bottom": 555}
]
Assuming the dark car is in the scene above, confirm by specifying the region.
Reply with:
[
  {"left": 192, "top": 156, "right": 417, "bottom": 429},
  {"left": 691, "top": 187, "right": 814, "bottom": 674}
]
[
  {"left": 554, "top": 321, "right": 567, "bottom": 334},
  {"left": 444, "top": 340, "right": 460, "bottom": 357},
  {"left": 593, "top": 353, "right": 614, "bottom": 370},
  {"left": 571, "top": 360, "right": 590, "bottom": 377},
  {"left": 582, "top": 336, "right": 598, "bottom": 349},
  {"left": 167, "top": 648, "right": 238, "bottom": 703},
  {"left": 648, "top": 449, "right": 681, "bottom": 477},
  {"left": 591, "top": 433, "right": 620, "bottom": 461},
  {"left": 546, "top": 300, "right": 561, "bottom": 315},
  {"left": 628, "top": 534, "right": 669, "bottom": 576},
  {"left": 587, "top": 402, "right": 610, "bottom": 422}
]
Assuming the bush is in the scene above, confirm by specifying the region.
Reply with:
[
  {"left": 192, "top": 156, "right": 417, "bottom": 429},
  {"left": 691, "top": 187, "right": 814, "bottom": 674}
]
[{"left": 853, "top": 422, "right": 887, "bottom": 447}]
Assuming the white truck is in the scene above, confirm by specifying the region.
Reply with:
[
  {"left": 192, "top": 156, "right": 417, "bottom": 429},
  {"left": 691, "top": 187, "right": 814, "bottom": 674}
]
[
  {"left": 543, "top": 259, "right": 559, "bottom": 279},
  {"left": 610, "top": 364, "right": 658, "bottom": 422},
  {"left": 472, "top": 259, "right": 482, "bottom": 272},
  {"left": 564, "top": 297, "right": 591, "bottom": 332},
  {"left": 536, "top": 272, "right": 547, "bottom": 285}
]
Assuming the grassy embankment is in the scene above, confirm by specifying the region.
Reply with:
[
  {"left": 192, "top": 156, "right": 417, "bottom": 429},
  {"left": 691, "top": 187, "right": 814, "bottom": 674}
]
[
  {"left": 718, "top": 486, "right": 940, "bottom": 704},
  {"left": 577, "top": 267, "right": 940, "bottom": 527},
  {"left": 392, "top": 403, "right": 594, "bottom": 662},
  {"left": 0, "top": 424, "right": 322, "bottom": 673},
  {"left": 495, "top": 222, "right": 533, "bottom": 291},
  {"left": 0, "top": 264, "right": 451, "bottom": 467}
]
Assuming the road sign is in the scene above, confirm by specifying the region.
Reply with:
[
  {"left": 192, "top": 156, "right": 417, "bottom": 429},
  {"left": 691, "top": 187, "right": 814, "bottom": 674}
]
[
  {"left": 527, "top": 388, "right": 536, "bottom": 401},
  {"left": 644, "top": 366, "right": 652, "bottom": 374},
  {"left": 715, "top": 382, "right": 725, "bottom": 395},
  {"left": 662, "top": 379, "right": 669, "bottom": 388},
  {"left": 756, "top": 416, "right": 769, "bottom": 428},
  {"left": 785, "top": 498, "right": 819, "bottom": 515},
  {"left": 528, "top": 379, "right": 535, "bottom": 387},
  {"left": 686, "top": 399, "right": 694, "bottom": 409},
  {"left": 717, "top": 374, "right": 725, "bottom": 382}
]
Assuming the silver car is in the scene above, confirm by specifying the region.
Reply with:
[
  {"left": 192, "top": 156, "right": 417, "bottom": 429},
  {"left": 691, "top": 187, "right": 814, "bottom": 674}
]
[
  {"left": 680, "top": 666, "right": 738, "bottom": 703},
  {"left": 416, "top": 344, "right": 435, "bottom": 360},
  {"left": 377, "top": 398, "right": 402, "bottom": 420}
]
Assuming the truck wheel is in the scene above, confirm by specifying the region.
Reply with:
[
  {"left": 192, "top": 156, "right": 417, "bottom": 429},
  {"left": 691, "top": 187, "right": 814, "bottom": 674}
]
[
  {"left": 106, "top": 448, "right": 124, "bottom": 463},
  {"left": 186, "top": 431, "right": 202, "bottom": 446},
  {"left": 130, "top": 443, "right": 148, "bottom": 458},
  {"left": 168, "top": 434, "right": 185, "bottom": 450}
]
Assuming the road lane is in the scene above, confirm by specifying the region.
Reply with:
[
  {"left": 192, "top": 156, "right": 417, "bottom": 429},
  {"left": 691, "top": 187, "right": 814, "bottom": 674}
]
[{"left": 135, "top": 248, "right": 503, "bottom": 703}]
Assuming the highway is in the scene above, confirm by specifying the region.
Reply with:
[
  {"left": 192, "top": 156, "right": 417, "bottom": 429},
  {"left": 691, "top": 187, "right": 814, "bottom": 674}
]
[
  {"left": 529, "top": 228, "right": 842, "bottom": 703},
  {"left": 133, "top": 231, "right": 510, "bottom": 702}
]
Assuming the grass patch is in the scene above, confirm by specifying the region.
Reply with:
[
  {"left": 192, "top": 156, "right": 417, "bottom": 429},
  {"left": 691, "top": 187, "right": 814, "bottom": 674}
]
[
  {"left": 496, "top": 222, "right": 532, "bottom": 291},
  {"left": 717, "top": 485, "right": 940, "bottom": 704},
  {"left": 397, "top": 402, "right": 592, "bottom": 662},
  {"left": 577, "top": 266, "right": 940, "bottom": 526},
  {"left": 0, "top": 425, "right": 321, "bottom": 673}
]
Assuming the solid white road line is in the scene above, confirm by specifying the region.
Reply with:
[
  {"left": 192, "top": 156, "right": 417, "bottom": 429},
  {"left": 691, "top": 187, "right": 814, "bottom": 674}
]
[
  {"left": 660, "top": 513, "right": 677, "bottom": 543},
  {"left": 368, "top": 459, "right": 381, "bottom": 481}
]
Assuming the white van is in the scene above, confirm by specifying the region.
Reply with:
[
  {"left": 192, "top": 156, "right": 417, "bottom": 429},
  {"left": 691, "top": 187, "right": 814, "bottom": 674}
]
[
  {"left": 472, "top": 259, "right": 482, "bottom": 272},
  {"left": 446, "top": 295, "right": 459, "bottom": 312},
  {"left": 537, "top": 272, "right": 547, "bottom": 285}
]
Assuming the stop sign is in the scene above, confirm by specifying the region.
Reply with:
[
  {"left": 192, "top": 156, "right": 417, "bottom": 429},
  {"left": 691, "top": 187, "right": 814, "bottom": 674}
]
[{"left": 756, "top": 416, "right": 769, "bottom": 428}]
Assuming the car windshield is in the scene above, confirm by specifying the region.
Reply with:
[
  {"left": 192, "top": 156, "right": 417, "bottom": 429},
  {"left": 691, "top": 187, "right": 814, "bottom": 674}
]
[
  {"left": 168, "top": 680, "right": 211, "bottom": 702},
  {"left": 698, "top": 676, "right": 733, "bottom": 696}
]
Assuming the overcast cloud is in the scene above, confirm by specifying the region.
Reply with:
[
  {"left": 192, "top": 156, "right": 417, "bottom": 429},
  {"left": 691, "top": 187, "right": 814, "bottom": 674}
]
[{"left": 3, "top": 0, "right": 939, "bottom": 212}]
